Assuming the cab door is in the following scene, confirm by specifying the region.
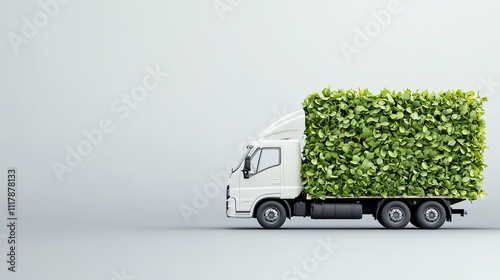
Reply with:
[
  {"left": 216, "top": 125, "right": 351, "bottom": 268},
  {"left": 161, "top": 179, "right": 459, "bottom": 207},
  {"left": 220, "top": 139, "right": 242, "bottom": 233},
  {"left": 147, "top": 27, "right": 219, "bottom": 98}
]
[{"left": 238, "top": 147, "right": 282, "bottom": 212}]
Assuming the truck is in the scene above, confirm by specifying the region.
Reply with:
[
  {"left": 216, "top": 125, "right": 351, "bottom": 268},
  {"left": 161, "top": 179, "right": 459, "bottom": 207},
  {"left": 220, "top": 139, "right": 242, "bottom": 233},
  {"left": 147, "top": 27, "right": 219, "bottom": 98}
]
[{"left": 225, "top": 110, "right": 468, "bottom": 229}]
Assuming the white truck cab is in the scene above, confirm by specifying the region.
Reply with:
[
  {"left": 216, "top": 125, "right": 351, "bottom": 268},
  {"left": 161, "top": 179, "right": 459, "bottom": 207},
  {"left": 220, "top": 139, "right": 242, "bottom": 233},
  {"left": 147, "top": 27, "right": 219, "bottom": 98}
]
[
  {"left": 226, "top": 110, "right": 305, "bottom": 220},
  {"left": 226, "top": 139, "right": 302, "bottom": 218}
]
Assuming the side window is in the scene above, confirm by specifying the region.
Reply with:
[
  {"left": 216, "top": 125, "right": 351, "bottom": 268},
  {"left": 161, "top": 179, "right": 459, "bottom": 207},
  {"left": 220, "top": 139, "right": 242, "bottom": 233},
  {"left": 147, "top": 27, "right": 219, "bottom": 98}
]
[
  {"left": 249, "top": 147, "right": 281, "bottom": 175},
  {"left": 257, "top": 148, "right": 281, "bottom": 173}
]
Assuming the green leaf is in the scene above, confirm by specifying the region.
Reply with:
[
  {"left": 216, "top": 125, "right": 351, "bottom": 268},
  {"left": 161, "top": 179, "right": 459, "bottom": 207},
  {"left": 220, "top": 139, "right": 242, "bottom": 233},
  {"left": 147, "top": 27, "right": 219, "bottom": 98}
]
[
  {"left": 355, "top": 105, "right": 367, "bottom": 113},
  {"left": 318, "top": 130, "right": 325, "bottom": 138},
  {"left": 422, "top": 162, "right": 428, "bottom": 169},
  {"left": 342, "top": 143, "right": 350, "bottom": 153},
  {"left": 443, "top": 108, "right": 453, "bottom": 115}
]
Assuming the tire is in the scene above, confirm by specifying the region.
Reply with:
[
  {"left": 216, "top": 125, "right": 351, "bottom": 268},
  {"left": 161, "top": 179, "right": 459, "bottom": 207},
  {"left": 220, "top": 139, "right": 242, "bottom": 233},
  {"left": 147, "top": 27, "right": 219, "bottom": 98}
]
[
  {"left": 378, "top": 201, "right": 411, "bottom": 229},
  {"left": 377, "top": 218, "right": 385, "bottom": 227},
  {"left": 415, "top": 201, "right": 446, "bottom": 229},
  {"left": 256, "top": 201, "right": 287, "bottom": 229}
]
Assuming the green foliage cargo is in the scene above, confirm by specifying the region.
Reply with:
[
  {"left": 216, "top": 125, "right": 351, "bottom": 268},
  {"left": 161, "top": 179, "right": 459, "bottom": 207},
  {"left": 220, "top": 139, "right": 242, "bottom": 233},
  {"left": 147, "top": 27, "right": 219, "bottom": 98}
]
[{"left": 301, "top": 88, "right": 487, "bottom": 200}]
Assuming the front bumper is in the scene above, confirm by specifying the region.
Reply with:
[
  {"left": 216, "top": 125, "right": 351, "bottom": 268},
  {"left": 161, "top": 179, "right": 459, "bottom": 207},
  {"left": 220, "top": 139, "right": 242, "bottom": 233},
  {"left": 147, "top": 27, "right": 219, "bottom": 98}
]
[{"left": 226, "top": 197, "right": 236, "bottom": 217}]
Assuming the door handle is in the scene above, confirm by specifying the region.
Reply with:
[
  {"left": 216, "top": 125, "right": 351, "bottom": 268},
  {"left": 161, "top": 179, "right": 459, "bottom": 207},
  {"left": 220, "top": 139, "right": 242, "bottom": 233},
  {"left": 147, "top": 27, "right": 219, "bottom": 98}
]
[{"left": 271, "top": 178, "right": 280, "bottom": 185}]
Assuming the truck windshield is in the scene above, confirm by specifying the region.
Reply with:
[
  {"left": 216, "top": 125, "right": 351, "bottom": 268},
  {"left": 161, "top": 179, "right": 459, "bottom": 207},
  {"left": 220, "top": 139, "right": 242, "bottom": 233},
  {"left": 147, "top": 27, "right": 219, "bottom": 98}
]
[{"left": 232, "top": 145, "right": 253, "bottom": 174}]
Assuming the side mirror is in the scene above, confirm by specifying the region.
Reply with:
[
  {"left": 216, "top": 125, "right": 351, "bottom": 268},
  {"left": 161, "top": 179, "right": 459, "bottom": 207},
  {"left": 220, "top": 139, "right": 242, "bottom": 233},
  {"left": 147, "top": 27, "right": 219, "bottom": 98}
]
[{"left": 243, "top": 156, "right": 251, "bottom": 179}]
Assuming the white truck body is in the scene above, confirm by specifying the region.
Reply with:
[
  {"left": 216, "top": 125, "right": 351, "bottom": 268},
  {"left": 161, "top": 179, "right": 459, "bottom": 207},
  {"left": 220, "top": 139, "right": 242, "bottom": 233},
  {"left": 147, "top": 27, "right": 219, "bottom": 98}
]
[{"left": 225, "top": 110, "right": 466, "bottom": 229}]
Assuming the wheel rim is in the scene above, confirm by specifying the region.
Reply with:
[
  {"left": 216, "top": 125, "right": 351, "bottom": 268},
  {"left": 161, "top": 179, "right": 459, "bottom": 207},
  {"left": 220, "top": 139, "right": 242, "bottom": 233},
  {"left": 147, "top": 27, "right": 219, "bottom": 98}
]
[
  {"left": 264, "top": 207, "right": 280, "bottom": 223},
  {"left": 424, "top": 207, "right": 439, "bottom": 223},
  {"left": 388, "top": 207, "right": 405, "bottom": 223}
]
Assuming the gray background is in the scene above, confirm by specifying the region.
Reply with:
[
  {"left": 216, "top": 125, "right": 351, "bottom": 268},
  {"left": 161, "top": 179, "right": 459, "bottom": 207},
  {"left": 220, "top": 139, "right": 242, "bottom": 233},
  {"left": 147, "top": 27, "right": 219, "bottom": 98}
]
[{"left": 1, "top": 0, "right": 500, "bottom": 279}]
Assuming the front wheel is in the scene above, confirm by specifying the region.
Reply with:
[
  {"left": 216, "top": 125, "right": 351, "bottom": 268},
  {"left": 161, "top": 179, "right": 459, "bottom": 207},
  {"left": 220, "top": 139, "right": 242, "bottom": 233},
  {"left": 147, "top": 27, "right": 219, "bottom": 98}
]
[
  {"left": 378, "top": 201, "right": 411, "bottom": 229},
  {"left": 256, "top": 201, "right": 286, "bottom": 229},
  {"left": 415, "top": 201, "right": 446, "bottom": 229}
]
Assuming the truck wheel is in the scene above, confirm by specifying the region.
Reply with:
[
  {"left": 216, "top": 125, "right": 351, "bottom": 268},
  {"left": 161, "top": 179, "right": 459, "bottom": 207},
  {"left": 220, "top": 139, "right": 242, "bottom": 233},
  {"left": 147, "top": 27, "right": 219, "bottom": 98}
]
[
  {"left": 378, "top": 201, "right": 411, "bottom": 229},
  {"left": 415, "top": 201, "right": 446, "bottom": 229},
  {"left": 256, "top": 201, "right": 286, "bottom": 229}
]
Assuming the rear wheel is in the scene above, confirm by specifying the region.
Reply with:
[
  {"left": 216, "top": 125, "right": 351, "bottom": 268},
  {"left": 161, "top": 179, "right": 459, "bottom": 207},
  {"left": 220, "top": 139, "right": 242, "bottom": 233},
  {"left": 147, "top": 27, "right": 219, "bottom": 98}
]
[
  {"left": 415, "top": 201, "right": 446, "bottom": 229},
  {"left": 256, "top": 201, "right": 286, "bottom": 229},
  {"left": 378, "top": 201, "right": 411, "bottom": 229}
]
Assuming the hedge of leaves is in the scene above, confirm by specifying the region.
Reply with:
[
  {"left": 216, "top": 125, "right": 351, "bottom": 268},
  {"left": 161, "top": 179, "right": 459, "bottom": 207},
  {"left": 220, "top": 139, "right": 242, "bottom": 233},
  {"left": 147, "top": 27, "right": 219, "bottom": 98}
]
[{"left": 301, "top": 88, "right": 487, "bottom": 200}]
